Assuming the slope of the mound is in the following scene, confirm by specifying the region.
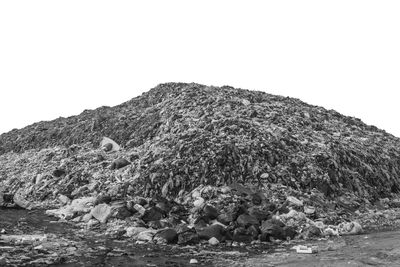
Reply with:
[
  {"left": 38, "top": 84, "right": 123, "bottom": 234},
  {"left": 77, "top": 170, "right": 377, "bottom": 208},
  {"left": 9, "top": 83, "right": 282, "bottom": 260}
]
[{"left": 1, "top": 83, "right": 400, "bottom": 201}]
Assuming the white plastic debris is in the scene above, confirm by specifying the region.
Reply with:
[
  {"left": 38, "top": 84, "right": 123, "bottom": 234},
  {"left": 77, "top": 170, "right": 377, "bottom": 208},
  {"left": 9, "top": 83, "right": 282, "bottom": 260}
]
[
  {"left": 190, "top": 259, "right": 199, "bottom": 264},
  {"left": 293, "top": 245, "right": 318, "bottom": 254}
]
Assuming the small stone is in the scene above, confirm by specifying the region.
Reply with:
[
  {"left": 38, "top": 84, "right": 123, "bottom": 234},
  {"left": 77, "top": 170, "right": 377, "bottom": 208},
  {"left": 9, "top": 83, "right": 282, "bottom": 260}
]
[
  {"left": 190, "top": 259, "right": 198, "bottom": 264},
  {"left": 208, "top": 237, "right": 220, "bottom": 245}
]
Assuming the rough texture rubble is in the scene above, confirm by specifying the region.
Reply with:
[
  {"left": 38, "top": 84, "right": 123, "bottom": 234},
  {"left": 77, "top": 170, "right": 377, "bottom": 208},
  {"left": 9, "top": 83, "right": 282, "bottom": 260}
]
[{"left": 1, "top": 82, "right": 400, "bottom": 247}]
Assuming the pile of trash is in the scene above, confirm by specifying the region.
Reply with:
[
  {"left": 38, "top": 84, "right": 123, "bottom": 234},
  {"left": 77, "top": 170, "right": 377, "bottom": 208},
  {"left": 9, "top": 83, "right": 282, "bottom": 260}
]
[{"left": 1, "top": 82, "right": 400, "bottom": 245}]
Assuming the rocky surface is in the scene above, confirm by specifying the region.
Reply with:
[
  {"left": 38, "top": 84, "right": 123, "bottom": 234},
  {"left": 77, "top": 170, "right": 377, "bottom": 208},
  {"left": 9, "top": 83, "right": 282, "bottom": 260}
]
[{"left": 1, "top": 82, "right": 400, "bottom": 265}]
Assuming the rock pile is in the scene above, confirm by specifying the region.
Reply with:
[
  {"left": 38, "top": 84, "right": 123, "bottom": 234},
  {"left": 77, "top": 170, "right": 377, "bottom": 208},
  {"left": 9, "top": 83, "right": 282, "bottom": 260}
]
[{"left": 1, "top": 82, "right": 400, "bottom": 245}]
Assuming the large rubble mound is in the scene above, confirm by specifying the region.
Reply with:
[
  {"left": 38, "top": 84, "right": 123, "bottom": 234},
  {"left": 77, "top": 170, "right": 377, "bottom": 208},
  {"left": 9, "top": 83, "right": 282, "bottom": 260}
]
[
  {"left": 1, "top": 82, "right": 400, "bottom": 248},
  {"left": 2, "top": 82, "right": 400, "bottom": 200}
]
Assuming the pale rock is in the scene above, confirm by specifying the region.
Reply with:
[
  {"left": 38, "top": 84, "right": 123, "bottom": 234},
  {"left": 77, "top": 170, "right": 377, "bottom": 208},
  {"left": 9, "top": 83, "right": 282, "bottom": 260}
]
[
  {"left": 125, "top": 227, "right": 148, "bottom": 238},
  {"left": 287, "top": 196, "right": 303, "bottom": 207},
  {"left": 91, "top": 203, "right": 112, "bottom": 224},
  {"left": 193, "top": 197, "right": 205, "bottom": 208},
  {"left": 208, "top": 237, "right": 220, "bottom": 245},
  {"left": 136, "top": 230, "right": 156, "bottom": 242}
]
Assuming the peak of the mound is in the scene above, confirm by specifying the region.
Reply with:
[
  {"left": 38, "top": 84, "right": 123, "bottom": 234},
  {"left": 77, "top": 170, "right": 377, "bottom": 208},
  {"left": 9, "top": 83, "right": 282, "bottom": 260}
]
[{"left": 1, "top": 83, "right": 400, "bottom": 200}]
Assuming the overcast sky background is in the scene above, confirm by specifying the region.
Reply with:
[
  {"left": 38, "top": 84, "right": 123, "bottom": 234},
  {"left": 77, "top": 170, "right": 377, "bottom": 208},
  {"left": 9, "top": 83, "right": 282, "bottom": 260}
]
[{"left": 1, "top": 1, "right": 399, "bottom": 137}]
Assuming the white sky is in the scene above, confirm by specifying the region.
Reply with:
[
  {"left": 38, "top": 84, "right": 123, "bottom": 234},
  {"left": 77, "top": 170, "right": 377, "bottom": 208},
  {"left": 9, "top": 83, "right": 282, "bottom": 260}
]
[{"left": 1, "top": 1, "right": 399, "bottom": 137}]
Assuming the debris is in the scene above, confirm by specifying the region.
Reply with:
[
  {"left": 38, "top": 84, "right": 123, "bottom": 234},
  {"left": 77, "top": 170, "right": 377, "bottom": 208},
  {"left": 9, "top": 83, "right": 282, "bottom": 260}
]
[
  {"left": 293, "top": 245, "right": 318, "bottom": 254},
  {"left": 100, "top": 137, "right": 121, "bottom": 152},
  {"left": 189, "top": 259, "right": 199, "bottom": 264}
]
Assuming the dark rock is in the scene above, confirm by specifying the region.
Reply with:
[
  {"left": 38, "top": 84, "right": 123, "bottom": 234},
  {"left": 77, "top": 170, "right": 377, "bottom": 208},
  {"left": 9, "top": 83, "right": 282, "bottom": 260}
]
[
  {"left": 217, "top": 212, "right": 235, "bottom": 225},
  {"left": 148, "top": 220, "right": 163, "bottom": 229},
  {"left": 94, "top": 194, "right": 112, "bottom": 205},
  {"left": 203, "top": 205, "right": 219, "bottom": 220},
  {"left": 197, "top": 224, "right": 225, "bottom": 241},
  {"left": 248, "top": 225, "right": 261, "bottom": 239},
  {"left": 248, "top": 207, "right": 270, "bottom": 222},
  {"left": 134, "top": 197, "right": 148, "bottom": 207},
  {"left": 154, "top": 228, "right": 178, "bottom": 244},
  {"left": 232, "top": 227, "right": 253, "bottom": 243},
  {"left": 53, "top": 169, "right": 66, "bottom": 177},
  {"left": 129, "top": 153, "right": 140, "bottom": 162},
  {"left": 112, "top": 205, "right": 132, "bottom": 220},
  {"left": 110, "top": 158, "right": 130, "bottom": 170},
  {"left": 283, "top": 226, "right": 297, "bottom": 240},
  {"left": 175, "top": 223, "right": 191, "bottom": 234},
  {"left": 178, "top": 230, "right": 200, "bottom": 245},
  {"left": 142, "top": 207, "right": 164, "bottom": 223},
  {"left": 102, "top": 143, "right": 113, "bottom": 152},
  {"left": 260, "top": 219, "right": 285, "bottom": 240},
  {"left": 194, "top": 216, "right": 209, "bottom": 229},
  {"left": 303, "top": 225, "right": 322, "bottom": 238},
  {"left": 251, "top": 193, "right": 262, "bottom": 205},
  {"left": 236, "top": 214, "right": 259, "bottom": 227},
  {"left": 155, "top": 200, "right": 172, "bottom": 214}
]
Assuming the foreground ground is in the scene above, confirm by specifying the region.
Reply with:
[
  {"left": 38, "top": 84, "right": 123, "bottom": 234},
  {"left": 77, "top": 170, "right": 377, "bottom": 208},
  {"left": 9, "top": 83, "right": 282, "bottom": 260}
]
[{"left": 1, "top": 208, "right": 400, "bottom": 267}]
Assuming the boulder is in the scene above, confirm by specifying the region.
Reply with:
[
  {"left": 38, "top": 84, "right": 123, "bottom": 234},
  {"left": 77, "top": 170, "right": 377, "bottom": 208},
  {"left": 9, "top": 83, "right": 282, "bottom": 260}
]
[
  {"left": 203, "top": 205, "right": 219, "bottom": 220},
  {"left": 197, "top": 224, "right": 225, "bottom": 241},
  {"left": 249, "top": 207, "right": 270, "bottom": 222},
  {"left": 13, "top": 189, "right": 33, "bottom": 210},
  {"left": 338, "top": 221, "right": 363, "bottom": 235},
  {"left": 142, "top": 207, "right": 164, "bottom": 223},
  {"left": 248, "top": 225, "right": 261, "bottom": 240},
  {"left": 91, "top": 203, "right": 112, "bottom": 224},
  {"left": 52, "top": 168, "right": 66, "bottom": 177},
  {"left": 126, "top": 227, "right": 148, "bottom": 238},
  {"left": 236, "top": 214, "right": 259, "bottom": 227},
  {"left": 154, "top": 228, "right": 178, "bottom": 244},
  {"left": 283, "top": 226, "right": 297, "bottom": 240},
  {"left": 100, "top": 137, "right": 120, "bottom": 152},
  {"left": 110, "top": 158, "right": 130, "bottom": 170},
  {"left": 232, "top": 227, "right": 253, "bottom": 243},
  {"left": 217, "top": 212, "right": 235, "bottom": 225},
  {"left": 137, "top": 230, "right": 156, "bottom": 242},
  {"left": 94, "top": 194, "right": 112, "bottom": 205},
  {"left": 260, "top": 219, "right": 285, "bottom": 240},
  {"left": 178, "top": 230, "right": 200, "bottom": 245}
]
